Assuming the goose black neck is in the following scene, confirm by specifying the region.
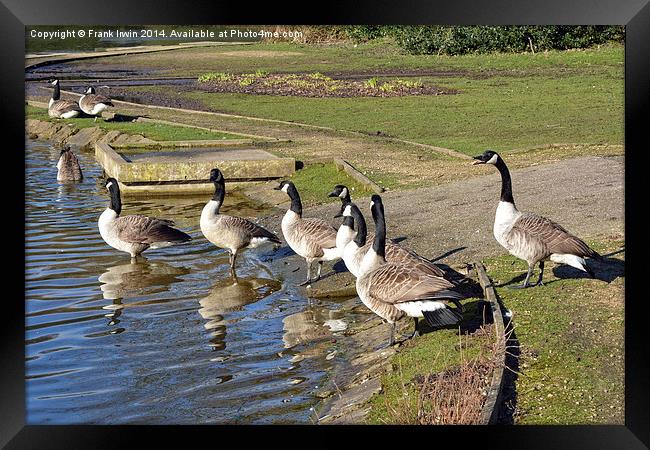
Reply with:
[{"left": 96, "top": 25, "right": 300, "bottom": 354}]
[
  {"left": 52, "top": 83, "right": 60, "bottom": 101},
  {"left": 109, "top": 185, "right": 122, "bottom": 215},
  {"left": 351, "top": 206, "right": 367, "bottom": 247},
  {"left": 341, "top": 192, "right": 351, "bottom": 204},
  {"left": 212, "top": 181, "right": 225, "bottom": 208},
  {"left": 495, "top": 159, "right": 515, "bottom": 204},
  {"left": 371, "top": 204, "right": 386, "bottom": 259},
  {"left": 342, "top": 215, "right": 354, "bottom": 230},
  {"left": 287, "top": 184, "right": 302, "bottom": 216}
]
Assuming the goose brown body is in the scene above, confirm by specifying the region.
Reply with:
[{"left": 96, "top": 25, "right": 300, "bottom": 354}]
[{"left": 473, "top": 150, "right": 600, "bottom": 287}]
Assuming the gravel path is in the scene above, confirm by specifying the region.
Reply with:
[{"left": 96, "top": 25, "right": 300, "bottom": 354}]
[{"left": 303, "top": 154, "right": 624, "bottom": 268}]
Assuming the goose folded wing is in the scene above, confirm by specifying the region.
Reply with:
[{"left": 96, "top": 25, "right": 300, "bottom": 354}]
[
  {"left": 366, "top": 264, "right": 464, "bottom": 305},
  {"left": 115, "top": 214, "right": 189, "bottom": 244},
  {"left": 513, "top": 213, "right": 599, "bottom": 257},
  {"left": 299, "top": 218, "right": 337, "bottom": 249},
  {"left": 52, "top": 100, "right": 81, "bottom": 114},
  {"left": 386, "top": 245, "right": 447, "bottom": 278},
  {"left": 91, "top": 94, "right": 114, "bottom": 105},
  {"left": 220, "top": 216, "right": 281, "bottom": 244}
]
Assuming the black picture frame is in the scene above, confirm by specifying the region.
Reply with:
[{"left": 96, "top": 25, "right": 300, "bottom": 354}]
[{"left": 3, "top": 0, "right": 648, "bottom": 447}]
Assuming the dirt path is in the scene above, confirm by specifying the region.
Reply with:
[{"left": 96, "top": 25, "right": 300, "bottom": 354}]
[{"left": 314, "top": 154, "right": 624, "bottom": 263}]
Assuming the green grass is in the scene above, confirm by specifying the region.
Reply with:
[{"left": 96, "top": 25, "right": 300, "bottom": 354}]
[
  {"left": 25, "top": 105, "right": 243, "bottom": 141},
  {"left": 106, "top": 40, "right": 623, "bottom": 155},
  {"left": 365, "top": 237, "right": 624, "bottom": 424},
  {"left": 483, "top": 238, "right": 624, "bottom": 424},
  {"left": 86, "top": 39, "right": 624, "bottom": 77},
  {"left": 285, "top": 162, "right": 377, "bottom": 207},
  {"left": 365, "top": 299, "right": 491, "bottom": 424}
]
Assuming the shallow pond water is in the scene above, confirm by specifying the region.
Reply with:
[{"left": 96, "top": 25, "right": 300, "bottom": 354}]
[{"left": 25, "top": 138, "right": 362, "bottom": 424}]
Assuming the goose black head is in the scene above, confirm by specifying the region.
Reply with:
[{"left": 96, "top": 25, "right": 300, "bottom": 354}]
[
  {"left": 370, "top": 194, "right": 384, "bottom": 215},
  {"left": 328, "top": 184, "right": 350, "bottom": 202},
  {"left": 85, "top": 86, "right": 96, "bottom": 94},
  {"left": 472, "top": 150, "right": 500, "bottom": 166},
  {"left": 50, "top": 79, "right": 59, "bottom": 86},
  {"left": 59, "top": 145, "right": 72, "bottom": 156},
  {"left": 210, "top": 168, "right": 225, "bottom": 184},
  {"left": 105, "top": 177, "right": 119, "bottom": 192},
  {"left": 273, "top": 180, "right": 294, "bottom": 193},
  {"left": 105, "top": 178, "right": 121, "bottom": 213}
]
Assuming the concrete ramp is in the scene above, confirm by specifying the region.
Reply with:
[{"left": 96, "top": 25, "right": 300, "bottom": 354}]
[{"left": 96, "top": 142, "right": 295, "bottom": 196}]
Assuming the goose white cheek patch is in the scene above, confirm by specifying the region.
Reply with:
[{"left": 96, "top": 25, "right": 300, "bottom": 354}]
[
  {"left": 281, "top": 184, "right": 289, "bottom": 193},
  {"left": 340, "top": 188, "right": 348, "bottom": 198},
  {"left": 106, "top": 181, "right": 113, "bottom": 189},
  {"left": 486, "top": 154, "right": 498, "bottom": 165}
]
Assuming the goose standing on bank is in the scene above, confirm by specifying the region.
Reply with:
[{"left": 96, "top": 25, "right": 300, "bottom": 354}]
[
  {"left": 201, "top": 168, "right": 281, "bottom": 278},
  {"left": 274, "top": 180, "right": 340, "bottom": 286},
  {"left": 79, "top": 86, "right": 114, "bottom": 121},
  {"left": 56, "top": 145, "right": 83, "bottom": 181},
  {"left": 472, "top": 150, "right": 601, "bottom": 288},
  {"left": 356, "top": 195, "right": 465, "bottom": 346},
  {"left": 338, "top": 202, "right": 450, "bottom": 279},
  {"left": 48, "top": 80, "right": 81, "bottom": 119},
  {"left": 99, "top": 178, "right": 191, "bottom": 260}
]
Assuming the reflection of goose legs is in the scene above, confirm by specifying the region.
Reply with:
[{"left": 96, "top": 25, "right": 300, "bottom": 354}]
[{"left": 228, "top": 251, "right": 238, "bottom": 279}]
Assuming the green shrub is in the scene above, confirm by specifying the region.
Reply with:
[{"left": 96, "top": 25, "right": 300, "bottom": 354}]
[{"left": 389, "top": 26, "right": 624, "bottom": 55}]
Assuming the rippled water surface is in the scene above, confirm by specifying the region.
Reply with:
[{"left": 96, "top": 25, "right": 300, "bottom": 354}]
[{"left": 25, "top": 138, "right": 358, "bottom": 424}]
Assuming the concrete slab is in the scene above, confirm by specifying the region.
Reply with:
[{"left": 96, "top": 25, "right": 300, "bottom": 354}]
[{"left": 95, "top": 142, "right": 295, "bottom": 196}]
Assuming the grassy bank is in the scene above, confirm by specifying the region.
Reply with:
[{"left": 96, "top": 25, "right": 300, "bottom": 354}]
[
  {"left": 99, "top": 40, "right": 623, "bottom": 155},
  {"left": 366, "top": 237, "right": 624, "bottom": 424},
  {"left": 285, "top": 162, "right": 377, "bottom": 207},
  {"left": 26, "top": 105, "right": 242, "bottom": 141}
]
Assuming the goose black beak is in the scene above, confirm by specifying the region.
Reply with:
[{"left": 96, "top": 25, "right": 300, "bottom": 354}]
[
  {"left": 334, "top": 213, "right": 343, "bottom": 218},
  {"left": 472, "top": 156, "right": 486, "bottom": 165},
  {"left": 327, "top": 191, "right": 338, "bottom": 198},
  {"left": 272, "top": 185, "right": 282, "bottom": 191}
]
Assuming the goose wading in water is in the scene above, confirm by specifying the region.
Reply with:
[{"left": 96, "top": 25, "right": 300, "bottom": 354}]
[
  {"left": 200, "top": 168, "right": 281, "bottom": 278},
  {"left": 98, "top": 178, "right": 191, "bottom": 260},
  {"left": 472, "top": 150, "right": 602, "bottom": 288},
  {"left": 48, "top": 80, "right": 81, "bottom": 119},
  {"left": 79, "top": 86, "right": 114, "bottom": 122},
  {"left": 274, "top": 180, "right": 340, "bottom": 286},
  {"left": 56, "top": 145, "right": 83, "bottom": 181},
  {"left": 356, "top": 195, "right": 466, "bottom": 347}
]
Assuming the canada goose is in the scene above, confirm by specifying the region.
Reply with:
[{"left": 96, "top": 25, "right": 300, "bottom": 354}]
[
  {"left": 98, "top": 178, "right": 191, "bottom": 260},
  {"left": 48, "top": 80, "right": 81, "bottom": 119},
  {"left": 336, "top": 202, "right": 449, "bottom": 279},
  {"left": 328, "top": 184, "right": 352, "bottom": 204},
  {"left": 356, "top": 195, "right": 465, "bottom": 346},
  {"left": 56, "top": 145, "right": 83, "bottom": 181},
  {"left": 274, "top": 180, "right": 340, "bottom": 286},
  {"left": 472, "top": 150, "right": 601, "bottom": 288},
  {"left": 200, "top": 168, "right": 281, "bottom": 278},
  {"left": 79, "top": 86, "right": 114, "bottom": 122}
]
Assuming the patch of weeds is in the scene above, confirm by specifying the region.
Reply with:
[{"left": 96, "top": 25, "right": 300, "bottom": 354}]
[
  {"left": 365, "top": 77, "right": 379, "bottom": 89},
  {"left": 197, "top": 72, "right": 233, "bottom": 82}
]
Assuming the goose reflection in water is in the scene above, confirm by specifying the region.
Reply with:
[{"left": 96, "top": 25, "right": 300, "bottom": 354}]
[
  {"left": 198, "top": 275, "right": 282, "bottom": 351},
  {"left": 282, "top": 307, "right": 349, "bottom": 350},
  {"left": 98, "top": 260, "right": 191, "bottom": 301}
]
